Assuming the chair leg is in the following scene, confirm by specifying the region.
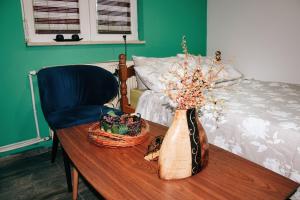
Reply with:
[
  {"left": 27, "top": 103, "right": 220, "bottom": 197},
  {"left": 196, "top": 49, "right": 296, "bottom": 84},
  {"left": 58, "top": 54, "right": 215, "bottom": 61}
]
[
  {"left": 62, "top": 148, "right": 73, "bottom": 192},
  {"left": 51, "top": 131, "right": 59, "bottom": 163}
]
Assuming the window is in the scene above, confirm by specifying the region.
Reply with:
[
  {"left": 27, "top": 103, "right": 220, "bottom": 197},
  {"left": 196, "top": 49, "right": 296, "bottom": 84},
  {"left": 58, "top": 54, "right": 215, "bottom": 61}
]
[{"left": 21, "top": 0, "right": 140, "bottom": 45}]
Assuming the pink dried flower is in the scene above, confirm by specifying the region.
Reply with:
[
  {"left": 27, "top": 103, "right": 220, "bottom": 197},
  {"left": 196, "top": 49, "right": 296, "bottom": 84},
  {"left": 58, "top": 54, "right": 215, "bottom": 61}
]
[{"left": 163, "top": 36, "right": 224, "bottom": 110}]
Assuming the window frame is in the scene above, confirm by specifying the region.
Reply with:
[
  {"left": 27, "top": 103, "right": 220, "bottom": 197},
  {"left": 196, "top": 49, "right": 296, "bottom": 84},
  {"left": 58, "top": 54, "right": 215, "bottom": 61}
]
[{"left": 21, "top": 0, "right": 140, "bottom": 45}]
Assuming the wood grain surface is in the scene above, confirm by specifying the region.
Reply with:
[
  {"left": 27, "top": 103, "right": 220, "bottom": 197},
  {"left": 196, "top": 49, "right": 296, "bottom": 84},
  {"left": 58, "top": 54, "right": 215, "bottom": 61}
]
[{"left": 57, "top": 121, "right": 299, "bottom": 200}]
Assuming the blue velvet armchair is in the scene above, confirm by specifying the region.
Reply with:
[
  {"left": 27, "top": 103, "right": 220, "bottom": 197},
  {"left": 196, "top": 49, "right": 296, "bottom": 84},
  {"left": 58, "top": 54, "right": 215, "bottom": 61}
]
[{"left": 37, "top": 65, "right": 120, "bottom": 191}]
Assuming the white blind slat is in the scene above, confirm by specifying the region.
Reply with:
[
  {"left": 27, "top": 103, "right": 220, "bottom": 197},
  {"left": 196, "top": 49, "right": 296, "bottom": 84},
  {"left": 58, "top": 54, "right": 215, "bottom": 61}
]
[
  {"left": 97, "top": 0, "right": 131, "bottom": 34},
  {"left": 33, "top": 0, "right": 80, "bottom": 34}
]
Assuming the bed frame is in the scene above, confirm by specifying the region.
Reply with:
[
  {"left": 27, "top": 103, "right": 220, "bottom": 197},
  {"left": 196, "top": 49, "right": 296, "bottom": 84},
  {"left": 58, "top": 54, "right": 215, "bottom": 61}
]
[
  {"left": 118, "top": 51, "right": 222, "bottom": 114},
  {"left": 119, "top": 54, "right": 136, "bottom": 113}
]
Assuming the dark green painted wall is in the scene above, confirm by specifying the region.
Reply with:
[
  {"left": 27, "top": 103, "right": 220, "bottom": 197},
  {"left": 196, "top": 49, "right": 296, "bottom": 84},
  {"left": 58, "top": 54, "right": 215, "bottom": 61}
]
[{"left": 0, "top": 0, "right": 207, "bottom": 156}]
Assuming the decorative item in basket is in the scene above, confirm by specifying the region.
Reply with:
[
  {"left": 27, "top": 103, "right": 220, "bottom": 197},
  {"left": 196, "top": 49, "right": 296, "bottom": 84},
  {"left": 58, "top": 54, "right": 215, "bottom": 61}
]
[
  {"left": 99, "top": 110, "right": 143, "bottom": 136},
  {"left": 88, "top": 111, "right": 149, "bottom": 147}
]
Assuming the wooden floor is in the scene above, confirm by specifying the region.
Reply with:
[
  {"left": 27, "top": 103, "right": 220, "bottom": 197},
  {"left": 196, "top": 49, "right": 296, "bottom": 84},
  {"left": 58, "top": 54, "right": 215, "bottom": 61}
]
[{"left": 0, "top": 148, "right": 104, "bottom": 200}]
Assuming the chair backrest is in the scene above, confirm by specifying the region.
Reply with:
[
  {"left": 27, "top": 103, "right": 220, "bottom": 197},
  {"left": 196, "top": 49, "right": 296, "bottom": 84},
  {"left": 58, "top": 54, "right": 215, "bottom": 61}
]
[{"left": 37, "top": 65, "right": 118, "bottom": 115}]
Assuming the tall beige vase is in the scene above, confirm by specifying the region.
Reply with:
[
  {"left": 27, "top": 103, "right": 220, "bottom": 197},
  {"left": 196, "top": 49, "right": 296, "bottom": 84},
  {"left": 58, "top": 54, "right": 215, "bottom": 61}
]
[{"left": 158, "top": 108, "right": 209, "bottom": 180}]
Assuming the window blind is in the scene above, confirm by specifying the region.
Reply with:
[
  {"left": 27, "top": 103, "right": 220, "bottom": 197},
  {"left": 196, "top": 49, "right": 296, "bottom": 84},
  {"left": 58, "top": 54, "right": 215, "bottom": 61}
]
[
  {"left": 97, "top": 0, "right": 132, "bottom": 34},
  {"left": 33, "top": 0, "right": 80, "bottom": 34}
]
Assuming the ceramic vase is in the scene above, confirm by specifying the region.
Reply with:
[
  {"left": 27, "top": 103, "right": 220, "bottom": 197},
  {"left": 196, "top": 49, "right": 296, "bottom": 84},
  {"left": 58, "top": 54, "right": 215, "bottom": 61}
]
[{"left": 158, "top": 108, "right": 209, "bottom": 180}]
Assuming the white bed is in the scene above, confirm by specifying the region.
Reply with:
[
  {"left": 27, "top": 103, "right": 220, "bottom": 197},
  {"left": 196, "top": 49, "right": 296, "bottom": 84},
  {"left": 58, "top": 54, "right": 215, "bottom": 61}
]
[{"left": 118, "top": 53, "right": 300, "bottom": 188}]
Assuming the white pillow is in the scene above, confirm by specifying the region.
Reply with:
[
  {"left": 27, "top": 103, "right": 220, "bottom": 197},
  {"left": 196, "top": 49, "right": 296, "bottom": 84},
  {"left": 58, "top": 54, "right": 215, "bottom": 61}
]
[
  {"left": 177, "top": 53, "right": 208, "bottom": 64},
  {"left": 216, "top": 63, "right": 243, "bottom": 83},
  {"left": 177, "top": 54, "right": 216, "bottom": 74},
  {"left": 132, "top": 56, "right": 180, "bottom": 92},
  {"left": 177, "top": 54, "right": 243, "bottom": 83}
]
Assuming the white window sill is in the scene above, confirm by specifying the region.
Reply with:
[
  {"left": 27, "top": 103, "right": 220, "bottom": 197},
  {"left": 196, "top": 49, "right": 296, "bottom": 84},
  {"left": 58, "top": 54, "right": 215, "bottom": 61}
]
[{"left": 26, "top": 40, "right": 145, "bottom": 46}]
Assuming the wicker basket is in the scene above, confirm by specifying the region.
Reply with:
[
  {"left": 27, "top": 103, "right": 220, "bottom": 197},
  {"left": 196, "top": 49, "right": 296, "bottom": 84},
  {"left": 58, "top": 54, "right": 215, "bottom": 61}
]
[{"left": 88, "top": 120, "right": 149, "bottom": 148}]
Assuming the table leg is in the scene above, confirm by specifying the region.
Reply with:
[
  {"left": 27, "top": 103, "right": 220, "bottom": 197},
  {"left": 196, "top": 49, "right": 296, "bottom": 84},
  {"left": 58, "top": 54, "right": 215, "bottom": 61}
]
[{"left": 72, "top": 167, "right": 79, "bottom": 200}]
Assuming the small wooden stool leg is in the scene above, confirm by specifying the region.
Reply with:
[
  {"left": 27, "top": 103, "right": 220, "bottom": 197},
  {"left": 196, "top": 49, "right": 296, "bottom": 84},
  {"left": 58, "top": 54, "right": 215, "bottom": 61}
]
[{"left": 72, "top": 167, "right": 79, "bottom": 200}]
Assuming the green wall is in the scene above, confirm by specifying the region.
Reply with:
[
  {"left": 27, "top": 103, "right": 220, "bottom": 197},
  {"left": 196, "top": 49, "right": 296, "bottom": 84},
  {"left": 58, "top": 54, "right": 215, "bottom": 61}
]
[{"left": 0, "top": 0, "right": 207, "bottom": 156}]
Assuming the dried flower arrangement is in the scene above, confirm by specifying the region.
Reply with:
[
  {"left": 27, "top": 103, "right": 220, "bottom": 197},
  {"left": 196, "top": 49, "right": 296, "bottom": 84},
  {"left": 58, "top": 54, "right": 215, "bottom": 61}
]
[{"left": 162, "top": 36, "right": 225, "bottom": 111}]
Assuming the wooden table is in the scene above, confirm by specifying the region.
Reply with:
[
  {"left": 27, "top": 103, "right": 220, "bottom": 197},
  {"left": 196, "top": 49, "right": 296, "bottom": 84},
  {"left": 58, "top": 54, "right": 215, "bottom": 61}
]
[{"left": 57, "top": 121, "right": 299, "bottom": 200}]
